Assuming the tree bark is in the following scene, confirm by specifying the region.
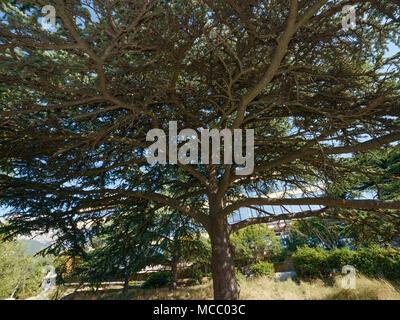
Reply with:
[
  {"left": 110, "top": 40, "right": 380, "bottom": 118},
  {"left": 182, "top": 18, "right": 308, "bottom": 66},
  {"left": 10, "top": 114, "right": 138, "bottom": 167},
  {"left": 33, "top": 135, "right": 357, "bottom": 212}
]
[
  {"left": 209, "top": 218, "right": 240, "bottom": 300},
  {"left": 169, "top": 252, "right": 179, "bottom": 291},
  {"left": 123, "top": 267, "right": 130, "bottom": 294}
]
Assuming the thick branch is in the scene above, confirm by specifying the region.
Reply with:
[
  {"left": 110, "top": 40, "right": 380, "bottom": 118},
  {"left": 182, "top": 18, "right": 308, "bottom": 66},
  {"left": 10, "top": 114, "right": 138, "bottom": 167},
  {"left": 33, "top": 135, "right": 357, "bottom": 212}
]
[
  {"left": 113, "top": 190, "right": 210, "bottom": 227},
  {"left": 230, "top": 207, "right": 329, "bottom": 233},
  {"left": 232, "top": 0, "right": 298, "bottom": 128},
  {"left": 232, "top": 0, "right": 328, "bottom": 128},
  {"left": 221, "top": 197, "right": 400, "bottom": 217}
]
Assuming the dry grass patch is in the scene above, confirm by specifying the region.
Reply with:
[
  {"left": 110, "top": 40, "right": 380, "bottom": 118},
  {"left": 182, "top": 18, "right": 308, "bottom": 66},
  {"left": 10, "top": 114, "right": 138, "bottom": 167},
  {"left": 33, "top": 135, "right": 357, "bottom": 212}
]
[
  {"left": 63, "top": 283, "right": 214, "bottom": 300},
  {"left": 62, "top": 275, "right": 400, "bottom": 300},
  {"left": 240, "top": 275, "right": 400, "bottom": 300}
]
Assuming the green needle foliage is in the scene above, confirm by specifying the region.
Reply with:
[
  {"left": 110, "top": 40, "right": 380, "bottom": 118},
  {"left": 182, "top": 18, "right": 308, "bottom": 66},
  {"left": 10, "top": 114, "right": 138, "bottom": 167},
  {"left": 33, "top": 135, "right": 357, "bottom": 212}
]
[{"left": 1, "top": 0, "right": 400, "bottom": 299}]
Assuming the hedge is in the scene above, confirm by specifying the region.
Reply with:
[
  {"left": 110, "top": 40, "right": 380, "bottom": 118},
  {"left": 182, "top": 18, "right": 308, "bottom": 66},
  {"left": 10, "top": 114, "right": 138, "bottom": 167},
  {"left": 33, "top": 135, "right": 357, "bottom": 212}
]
[
  {"left": 142, "top": 271, "right": 171, "bottom": 288},
  {"left": 250, "top": 261, "right": 275, "bottom": 278},
  {"left": 292, "top": 246, "right": 400, "bottom": 280}
]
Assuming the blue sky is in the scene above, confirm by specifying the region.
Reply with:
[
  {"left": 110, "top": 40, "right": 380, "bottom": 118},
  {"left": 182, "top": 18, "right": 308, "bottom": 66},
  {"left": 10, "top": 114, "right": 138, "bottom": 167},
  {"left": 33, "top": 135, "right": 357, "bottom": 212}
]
[{"left": 386, "top": 42, "right": 399, "bottom": 57}]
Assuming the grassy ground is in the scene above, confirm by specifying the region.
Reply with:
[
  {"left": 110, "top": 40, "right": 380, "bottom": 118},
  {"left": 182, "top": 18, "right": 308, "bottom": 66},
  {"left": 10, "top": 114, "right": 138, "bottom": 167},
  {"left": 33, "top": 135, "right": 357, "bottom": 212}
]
[{"left": 61, "top": 275, "right": 400, "bottom": 300}]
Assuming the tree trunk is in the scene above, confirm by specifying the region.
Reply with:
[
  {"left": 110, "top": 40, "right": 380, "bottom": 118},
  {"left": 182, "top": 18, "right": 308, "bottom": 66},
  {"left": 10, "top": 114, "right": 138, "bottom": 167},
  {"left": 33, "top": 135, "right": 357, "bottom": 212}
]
[
  {"left": 123, "top": 271, "right": 130, "bottom": 294},
  {"left": 209, "top": 219, "right": 240, "bottom": 300},
  {"left": 169, "top": 253, "right": 179, "bottom": 291}
]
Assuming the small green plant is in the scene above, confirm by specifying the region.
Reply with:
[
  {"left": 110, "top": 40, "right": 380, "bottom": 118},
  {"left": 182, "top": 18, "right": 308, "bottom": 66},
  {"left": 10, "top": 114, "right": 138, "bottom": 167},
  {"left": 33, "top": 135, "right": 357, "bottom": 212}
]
[
  {"left": 191, "top": 269, "right": 204, "bottom": 285},
  {"left": 235, "top": 267, "right": 246, "bottom": 281},
  {"left": 250, "top": 261, "right": 275, "bottom": 278},
  {"left": 182, "top": 268, "right": 204, "bottom": 285},
  {"left": 142, "top": 271, "right": 171, "bottom": 289},
  {"left": 292, "top": 246, "right": 330, "bottom": 278}
]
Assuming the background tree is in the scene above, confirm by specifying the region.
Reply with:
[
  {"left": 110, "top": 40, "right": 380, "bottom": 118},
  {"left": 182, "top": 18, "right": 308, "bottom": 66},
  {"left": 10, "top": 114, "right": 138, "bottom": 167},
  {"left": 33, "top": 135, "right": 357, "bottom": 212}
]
[
  {"left": 69, "top": 202, "right": 210, "bottom": 292},
  {"left": 72, "top": 201, "right": 166, "bottom": 293},
  {"left": 231, "top": 224, "right": 286, "bottom": 268},
  {"left": 285, "top": 218, "right": 354, "bottom": 250},
  {"left": 352, "top": 147, "right": 400, "bottom": 202},
  {"left": 286, "top": 147, "right": 400, "bottom": 250},
  {"left": 340, "top": 147, "right": 400, "bottom": 245},
  {"left": 0, "top": 236, "right": 52, "bottom": 299},
  {"left": 157, "top": 211, "right": 210, "bottom": 290},
  {"left": 1, "top": 0, "right": 400, "bottom": 299}
]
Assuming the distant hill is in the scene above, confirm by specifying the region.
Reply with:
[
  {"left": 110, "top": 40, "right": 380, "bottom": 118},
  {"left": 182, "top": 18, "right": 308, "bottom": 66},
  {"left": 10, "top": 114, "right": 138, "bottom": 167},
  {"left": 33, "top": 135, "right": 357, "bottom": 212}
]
[{"left": 20, "top": 239, "right": 46, "bottom": 255}]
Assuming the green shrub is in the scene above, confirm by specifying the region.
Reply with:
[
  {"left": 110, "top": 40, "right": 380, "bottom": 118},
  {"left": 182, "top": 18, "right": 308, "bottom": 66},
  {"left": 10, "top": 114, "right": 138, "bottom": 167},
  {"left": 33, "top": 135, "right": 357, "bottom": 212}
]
[
  {"left": 182, "top": 268, "right": 204, "bottom": 285},
  {"left": 293, "top": 246, "right": 400, "bottom": 280},
  {"left": 250, "top": 261, "right": 275, "bottom": 278},
  {"left": 191, "top": 269, "right": 204, "bottom": 285},
  {"left": 326, "top": 247, "right": 355, "bottom": 271},
  {"left": 142, "top": 271, "right": 170, "bottom": 289},
  {"left": 269, "top": 247, "right": 288, "bottom": 263},
  {"left": 292, "top": 246, "right": 330, "bottom": 278},
  {"left": 353, "top": 247, "right": 400, "bottom": 280},
  {"left": 235, "top": 267, "right": 246, "bottom": 281}
]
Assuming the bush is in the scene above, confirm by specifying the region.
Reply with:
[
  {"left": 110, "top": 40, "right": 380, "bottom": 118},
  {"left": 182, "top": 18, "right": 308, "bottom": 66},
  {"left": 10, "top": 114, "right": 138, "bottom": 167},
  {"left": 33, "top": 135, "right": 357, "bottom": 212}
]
[
  {"left": 191, "top": 269, "right": 204, "bottom": 285},
  {"left": 181, "top": 268, "right": 204, "bottom": 285},
  {"left": 353, "top": 247, "right": 400, "bottom": 280},
  {"left": 293, "top": 246, "right": 400, "bottom": 280},
  {"left": 326, "top": 247, "right": 355, "bottom": 271},
  {"left": 292, "top": 246, "right": 330, "bottom": 278},
  {"left": 142, "top": 271, "right": 171, "bottom": 289},
  {"left": 269, "top": 246, "right": 288, "bottom": 263},
  {"left": 250, "top": 261, "right": 275, "bottom": 278},
  {"left": 235, "top": 267, "right": 246, "bottom": 281}
]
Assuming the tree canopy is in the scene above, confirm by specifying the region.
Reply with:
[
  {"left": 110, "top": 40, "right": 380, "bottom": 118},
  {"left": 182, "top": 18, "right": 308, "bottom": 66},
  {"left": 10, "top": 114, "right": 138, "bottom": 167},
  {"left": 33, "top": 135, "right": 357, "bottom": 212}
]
[{"left": 1, "top": 0, "right": 400, "bottom": 299}]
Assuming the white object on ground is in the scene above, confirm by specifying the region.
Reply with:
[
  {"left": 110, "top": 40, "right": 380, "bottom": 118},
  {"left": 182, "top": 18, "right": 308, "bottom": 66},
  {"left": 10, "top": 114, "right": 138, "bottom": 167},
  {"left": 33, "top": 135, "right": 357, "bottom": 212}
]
[{"left": 274, "top": 271, "right": 297, "bottom": 281}]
